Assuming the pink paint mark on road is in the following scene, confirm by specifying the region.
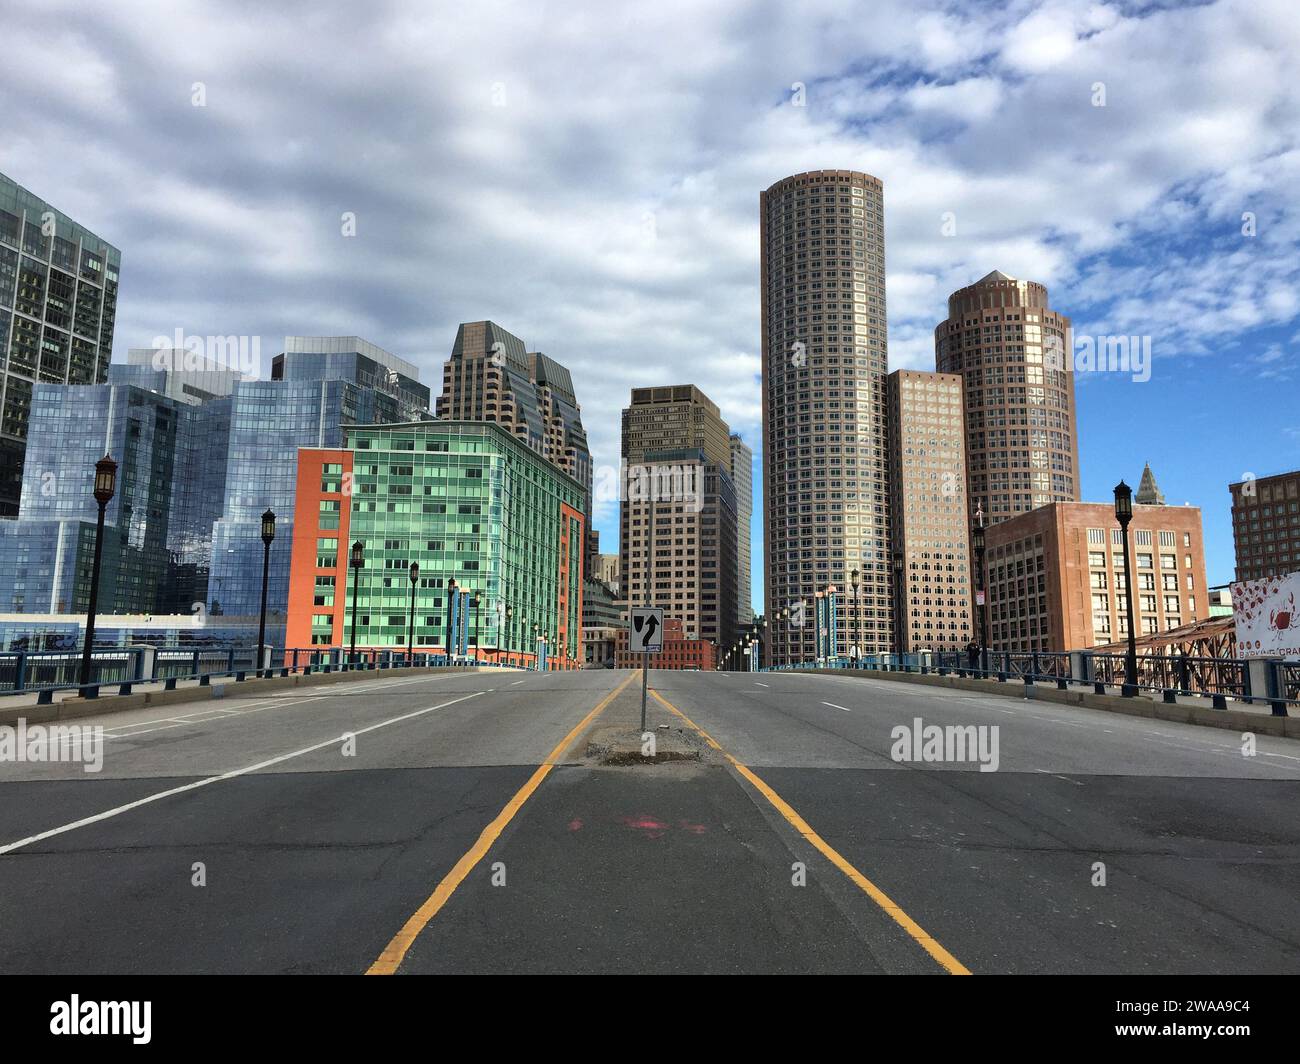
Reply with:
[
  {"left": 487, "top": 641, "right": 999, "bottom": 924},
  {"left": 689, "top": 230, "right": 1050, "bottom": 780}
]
[
  {"left": 619, "top": 815, "right": 670, "bottom": 832},
  {"left": 567, "top": 818, "right": 583, "bottom": 832},
  {"left": 679, "top": 820, "right": 707, "bottom": 835}
]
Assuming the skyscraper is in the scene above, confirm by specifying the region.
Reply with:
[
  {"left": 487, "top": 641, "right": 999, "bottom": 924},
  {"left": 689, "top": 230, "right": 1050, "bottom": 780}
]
[
  {"left": 886, "top": 370, "right": 973, "bottom": 652},
  {"left": 620, "top": 385, "right": 738, "bottom": 651},
  {"left": 0, "top": 353, "right": 235, "bottom": 615},
  {"left": 729, "top": 433, "right": 753, "bottom": 624},
  {"left": 207, "top": 337, "right": 431, "bottom": 616},
  {"left": 0, "top": 173, "right": 120, "bottom": 515},
  {"left": 436, "top": 321, "right": 593, "bottom": 565},
  {"left": 935, "top": 271, "right": 1080, "bottom": 526},
  {"left": 761, "top": 170, "right": 890, "bottom": 663}
]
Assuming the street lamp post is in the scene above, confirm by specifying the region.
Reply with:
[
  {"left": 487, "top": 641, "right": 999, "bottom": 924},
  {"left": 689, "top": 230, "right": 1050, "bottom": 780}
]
[
  {"left": 972, "top": 518, "right": 988, "bottom": 675},
  {"left": 850, "top": 569, "right": 860, "bottom": 668},
  {"left": 407, "top": 561, "right": 419, "bottom": 665},
  {"left": 824, "top": 583, "right": 838, "bottom": 665},
  {"left": 349, "top": 539, "right": 364, "bottom": 669},
  {"left": 506, "top": 604, "right": 514, "bottom": 666},
  {"left": 78, "top": 454, "right": 117, "bottom": 690},
  {"left": 257, "top": 509, "right": 275, "bottom": 677},
  {"left": 813, "top": 589, "right": 824, "bottom": 666},
  {"left": 471, "top": 591, "right": 481, "bottom": 662},
  {"left": 892, "top": 551, "right": 905, "bottom": 664},
  {"left": 1114, "top": 480, "right": 1139, "bottom": 697},
  {"left": 445, "top": 576, "right": 458, "bottom": 665}
]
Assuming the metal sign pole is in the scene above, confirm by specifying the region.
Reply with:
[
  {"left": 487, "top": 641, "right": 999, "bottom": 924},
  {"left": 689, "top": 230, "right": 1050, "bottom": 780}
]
[{"left": 641, "top": 647, "right": 648, "bottom": 732}]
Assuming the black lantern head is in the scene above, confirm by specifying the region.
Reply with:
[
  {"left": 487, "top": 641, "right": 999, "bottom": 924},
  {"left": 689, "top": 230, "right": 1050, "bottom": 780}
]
[{"left": 93, "top": 454, "right": 118, "bottom": 505}]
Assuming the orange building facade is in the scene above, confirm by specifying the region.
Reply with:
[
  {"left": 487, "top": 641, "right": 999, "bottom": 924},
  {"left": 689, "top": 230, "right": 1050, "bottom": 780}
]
[{"left": 285, "top": 421, "right": 585, "bottom": 668}]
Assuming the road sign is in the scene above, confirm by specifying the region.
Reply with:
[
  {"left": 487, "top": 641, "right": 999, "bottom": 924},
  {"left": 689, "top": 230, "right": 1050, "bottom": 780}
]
[{"left": 630, "top": 607, "right": 664, "bottom": 653}]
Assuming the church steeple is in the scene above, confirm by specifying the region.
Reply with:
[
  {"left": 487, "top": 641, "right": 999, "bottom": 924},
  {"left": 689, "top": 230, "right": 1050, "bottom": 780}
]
[{"left": 1135, "top": 462, "right": 1165, "bottom": 506}]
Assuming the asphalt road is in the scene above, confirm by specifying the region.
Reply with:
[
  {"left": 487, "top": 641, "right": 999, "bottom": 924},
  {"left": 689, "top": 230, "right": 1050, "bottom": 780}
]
[{"left": 0, "top": 667, "right": 1296, "bottom": 974}]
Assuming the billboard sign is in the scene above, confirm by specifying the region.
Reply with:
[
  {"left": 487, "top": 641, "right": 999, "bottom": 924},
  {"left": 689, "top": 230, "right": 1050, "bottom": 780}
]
[{"left": 1231, "top": 572, "right": 1300, "bottom": 660}]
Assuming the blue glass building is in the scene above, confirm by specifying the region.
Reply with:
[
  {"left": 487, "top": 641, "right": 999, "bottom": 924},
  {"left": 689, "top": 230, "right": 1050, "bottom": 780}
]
[
  {"left": 0, "top": 336, "right": 432, "bottom": 639},
  {"left": 206, "top": 337, "right": 431, "bottom": 616},
  {"left": 0, "top": 353, "right": 234, "bottom": 614}
]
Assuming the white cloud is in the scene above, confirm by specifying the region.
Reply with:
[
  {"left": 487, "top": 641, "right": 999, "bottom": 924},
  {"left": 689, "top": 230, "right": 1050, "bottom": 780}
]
[{"left": 2, "top": 0, "right": 1299, "bottom": 592}]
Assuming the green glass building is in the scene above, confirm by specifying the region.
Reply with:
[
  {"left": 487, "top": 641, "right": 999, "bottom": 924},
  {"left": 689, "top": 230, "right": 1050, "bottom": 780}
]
[{"left": 287, "top": 421, "right": 586, "bottom": 668}]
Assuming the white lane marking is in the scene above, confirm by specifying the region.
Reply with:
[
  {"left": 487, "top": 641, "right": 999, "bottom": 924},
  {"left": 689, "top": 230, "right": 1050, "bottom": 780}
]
[
  {"left": 1031, "top": 769, "right": 1085, "bottom": 786},
  {"left": 821, "top": 701, "right": 852, "bottom": 713},
  {"left": 100, "top": 672, "right": 471, "bottom": 739},
  {"left": 104, "top": 695, "right": 327, "bottom": 739},
  {"left": 0, "top": 693, "right": 484, "bottom": 857},
  {"left": 755, "top": 682, "right": 770, "bottom": 688},
  {"left": 510, "top": 680, "right": 526, "bottom": 686}
]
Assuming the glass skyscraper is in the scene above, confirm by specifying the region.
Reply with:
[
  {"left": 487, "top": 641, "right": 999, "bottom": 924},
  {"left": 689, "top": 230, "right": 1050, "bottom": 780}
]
[
  {"left": 207, "top": 338, "right": 432, "bottom": 617},
  {"left": 0, "top": 173, "right": 120, "bottom": 515},
  {"left": 0, "top": 358, "right": 233, "bottom": 614},
  {"left": 0, "top": 338, "right": 430, "bottom": 627}
]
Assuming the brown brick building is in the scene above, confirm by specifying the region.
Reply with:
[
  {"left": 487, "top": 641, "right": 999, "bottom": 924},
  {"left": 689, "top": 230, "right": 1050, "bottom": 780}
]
[
  {"left": 886, "top": 369, "right": 974, "bottom": 652},
  {"left": 619, "top": 385, "right": 738, "bottom": 650},
  {"left": 1230, "top": 469, "right": 1300, "bottom": 581},
  {"left": 982, "top": 501, "right": 1209, "bottom": 652},
  {"left": 935, "top": 271, "right": 1080, "bottom": 526}
]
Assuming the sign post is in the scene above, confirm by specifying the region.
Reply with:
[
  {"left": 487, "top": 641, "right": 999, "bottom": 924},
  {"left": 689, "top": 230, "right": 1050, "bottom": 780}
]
[{"left": 630, "top": 606, "right": 664, "bottom": 731}]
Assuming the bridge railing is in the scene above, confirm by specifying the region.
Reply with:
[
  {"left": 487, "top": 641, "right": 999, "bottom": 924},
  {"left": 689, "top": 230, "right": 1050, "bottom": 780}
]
[
  {"left": 0, "top": 644, "right": 537, "bottom": 702},
  {"left": 763, "top": 648, "right": 1294, "bottom": 716}
]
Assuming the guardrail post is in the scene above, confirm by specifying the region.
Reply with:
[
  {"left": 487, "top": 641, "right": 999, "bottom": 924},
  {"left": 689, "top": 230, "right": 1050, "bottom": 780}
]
[
  {"left": 192, "top": 649, "right": 200, "bottom": 679},
  {"left": 137, "top": 645, "right": 156, "bottom": 683},
  {"left": 1070, "top": 651, "right": 1086, "bottom": 687},
  {"left": 1177, "top": 653, "right": 1190, "bottom": 694},
  {"left": 227, "top": 649, "right": 235, "bottom": 676},
  {"left": 13, "top": 651, "right": 26, "bottom": 694},
  {"left": 1263, "top": 659, "right": 1288, "bottom": 717}
]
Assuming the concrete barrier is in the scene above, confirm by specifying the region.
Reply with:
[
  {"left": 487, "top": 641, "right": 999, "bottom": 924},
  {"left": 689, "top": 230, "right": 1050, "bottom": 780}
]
[{"left": 0, "top": 665, "right": 507, "bottom": 728}]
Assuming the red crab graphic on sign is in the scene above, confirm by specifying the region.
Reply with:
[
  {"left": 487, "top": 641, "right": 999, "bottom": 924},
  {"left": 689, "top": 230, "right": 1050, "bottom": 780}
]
[{"left": 1271, "top": 592, "right": 1298, "bottom": 633}]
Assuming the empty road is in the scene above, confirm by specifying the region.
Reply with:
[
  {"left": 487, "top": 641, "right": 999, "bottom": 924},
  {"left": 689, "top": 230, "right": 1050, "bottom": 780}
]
[{"left": 1, "top": 667, "right": 1296, "bottom": 974}]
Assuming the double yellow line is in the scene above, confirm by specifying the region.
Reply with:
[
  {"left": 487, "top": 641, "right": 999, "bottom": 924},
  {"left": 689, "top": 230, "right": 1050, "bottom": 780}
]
[
  {"left": 367, "top": 670, "right": 968, "bottom": 976},
  {"left": 367, "top": 671, "right": 636, "bottom": 975},
  {"left": 650, "top": 688, "right": 971, "bottom": 976}
]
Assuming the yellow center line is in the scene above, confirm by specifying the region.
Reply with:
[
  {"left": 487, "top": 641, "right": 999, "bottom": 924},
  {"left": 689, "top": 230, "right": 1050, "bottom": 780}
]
[
  {"left": 366, "top": 671, "right": 637, "bottom": 975},
  {"left": 648, "top": 687, "right": 972, "bottom": 976}
]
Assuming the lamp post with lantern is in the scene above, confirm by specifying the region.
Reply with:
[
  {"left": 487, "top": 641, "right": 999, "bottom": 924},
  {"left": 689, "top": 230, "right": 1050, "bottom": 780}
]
[{"left": 78, "top": 454, "right": 118, "bottom": 690}]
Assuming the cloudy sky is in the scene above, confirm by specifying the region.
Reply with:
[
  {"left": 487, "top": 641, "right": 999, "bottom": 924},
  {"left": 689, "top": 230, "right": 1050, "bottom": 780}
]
[{"left": 5, "top": 0, "right": 1300, "bottom": 602}]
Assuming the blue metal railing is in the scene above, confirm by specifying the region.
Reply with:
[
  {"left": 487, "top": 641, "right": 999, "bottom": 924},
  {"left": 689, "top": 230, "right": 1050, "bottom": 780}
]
[
  {"left": 762, "top": 648, "right": 1294, "bottom": 715},
  {"left": 0, "top": 644, "right": 539, "bottom": 701}
]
